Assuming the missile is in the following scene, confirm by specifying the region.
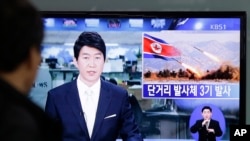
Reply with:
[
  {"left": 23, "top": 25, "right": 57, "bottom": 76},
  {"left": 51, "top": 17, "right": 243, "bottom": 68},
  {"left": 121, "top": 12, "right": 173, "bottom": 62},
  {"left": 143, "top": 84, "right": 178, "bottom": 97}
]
[
  {"left": 171, "top": 57, "right": 182, "bottom": 64},
  {"left": 193, "top": 46, "right": 204, "bottom": 53},
  {"left": 193, "top": 46, "right": 221, "bottom": 63}
]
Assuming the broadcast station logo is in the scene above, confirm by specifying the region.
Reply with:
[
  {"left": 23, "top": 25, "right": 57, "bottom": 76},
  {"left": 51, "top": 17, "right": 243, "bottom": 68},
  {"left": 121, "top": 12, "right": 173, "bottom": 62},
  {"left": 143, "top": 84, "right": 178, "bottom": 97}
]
[{"left": 230, "top": 125, "right": 250, "bottom": 140}]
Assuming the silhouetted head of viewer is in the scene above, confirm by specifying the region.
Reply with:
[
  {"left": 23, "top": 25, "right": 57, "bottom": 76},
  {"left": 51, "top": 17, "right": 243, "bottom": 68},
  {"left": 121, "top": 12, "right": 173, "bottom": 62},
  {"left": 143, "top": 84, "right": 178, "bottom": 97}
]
[
  {"left": 0, "top": 0, "right": 44, "bottom": 94},
  {"left": 0, "top": 0, "right": 62, "bottom": 141},
  {"left": 73, "top": 31, "right": 106, "bottom": 87}
]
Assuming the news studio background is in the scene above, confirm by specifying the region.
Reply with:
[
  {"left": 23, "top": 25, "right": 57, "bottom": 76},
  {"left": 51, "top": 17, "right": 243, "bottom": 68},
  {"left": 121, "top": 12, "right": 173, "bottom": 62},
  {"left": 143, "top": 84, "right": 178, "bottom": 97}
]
[{"left": 29, "top": 13, "right": 244, "bottom": 141}]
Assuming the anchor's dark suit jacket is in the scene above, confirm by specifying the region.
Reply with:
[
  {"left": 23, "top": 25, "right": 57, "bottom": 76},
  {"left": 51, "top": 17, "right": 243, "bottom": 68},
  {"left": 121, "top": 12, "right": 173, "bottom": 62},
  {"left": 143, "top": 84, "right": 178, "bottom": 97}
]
[
  {"left": 190, "top": 119, "right": 223, "bottom": 141},
  {"left": 45, "top": 79, "right": 143, "bottom": 141}
]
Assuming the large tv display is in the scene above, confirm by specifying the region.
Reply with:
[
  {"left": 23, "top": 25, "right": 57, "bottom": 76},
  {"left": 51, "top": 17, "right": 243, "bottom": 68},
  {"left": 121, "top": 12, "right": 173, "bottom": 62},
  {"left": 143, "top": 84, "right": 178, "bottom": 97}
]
[{"left": 30, "top": 11, "right": 246, "bottom": 141}]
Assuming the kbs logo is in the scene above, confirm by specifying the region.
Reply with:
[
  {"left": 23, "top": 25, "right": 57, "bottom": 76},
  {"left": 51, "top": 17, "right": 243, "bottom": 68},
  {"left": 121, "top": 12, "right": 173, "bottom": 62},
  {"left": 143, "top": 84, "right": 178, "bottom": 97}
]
[{"left": 230, "top": 125, "right": 250, "bottom": 140}]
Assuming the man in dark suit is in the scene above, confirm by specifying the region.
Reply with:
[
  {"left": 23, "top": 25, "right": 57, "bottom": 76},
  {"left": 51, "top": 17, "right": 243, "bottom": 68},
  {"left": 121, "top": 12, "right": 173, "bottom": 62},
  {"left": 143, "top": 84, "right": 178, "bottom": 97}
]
[
  {"left": 190, "top": 106, "right": 223, "bottom": 141},
  {"left": 45, "top": 32, "right": 143, "bottom": 141},
  {"left": 0, "top": 0, "right": 62, "bottom": 140}
]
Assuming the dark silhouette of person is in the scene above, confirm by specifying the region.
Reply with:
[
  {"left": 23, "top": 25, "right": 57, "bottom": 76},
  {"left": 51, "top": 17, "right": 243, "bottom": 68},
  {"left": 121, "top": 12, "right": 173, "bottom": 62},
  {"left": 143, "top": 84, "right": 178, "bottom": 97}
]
[{"left": 0, "top": 0, "right": 62, "bottom": 140}]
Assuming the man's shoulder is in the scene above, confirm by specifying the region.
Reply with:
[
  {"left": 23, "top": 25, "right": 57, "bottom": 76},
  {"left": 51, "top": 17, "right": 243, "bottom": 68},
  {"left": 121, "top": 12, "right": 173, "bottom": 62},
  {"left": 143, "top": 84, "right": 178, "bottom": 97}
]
[
  {"left": 211, "top": 118, "right": 220, "bottom": 123},
  {"left": 102, "top": 80, "right": 127, "bottom": 93},
  {"left": 196, "top": 119, "right": 204, "bottom": 122},
  {"left": 101, "top": 81, "right": 129, "bottom": 99},
  {"left": 0, "top": 95, "right": 49, "bottom": 127},
  {"left": 0, "top": 102, "right": 62, "bottom": 141}
]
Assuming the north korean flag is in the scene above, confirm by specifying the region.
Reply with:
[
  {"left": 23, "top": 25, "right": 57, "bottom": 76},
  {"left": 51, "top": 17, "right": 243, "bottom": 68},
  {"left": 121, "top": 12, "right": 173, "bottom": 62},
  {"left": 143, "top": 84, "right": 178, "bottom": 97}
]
[{"left": 143, "top": 33, "right": 181, "bottom": 60}]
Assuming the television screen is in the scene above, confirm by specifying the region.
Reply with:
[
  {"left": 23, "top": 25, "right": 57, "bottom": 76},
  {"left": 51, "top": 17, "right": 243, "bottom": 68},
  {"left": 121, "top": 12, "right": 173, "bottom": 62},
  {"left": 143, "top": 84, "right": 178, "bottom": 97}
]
[{"left": 30, "top": 11, "right": 246, "bottom": 141}]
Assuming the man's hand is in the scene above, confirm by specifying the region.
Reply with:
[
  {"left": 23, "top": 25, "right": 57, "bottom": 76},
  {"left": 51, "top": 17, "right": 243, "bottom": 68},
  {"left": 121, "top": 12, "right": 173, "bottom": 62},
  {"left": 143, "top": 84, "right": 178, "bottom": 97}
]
[{"left": 202, "top": 119, "right": 209, "bottom": 126}]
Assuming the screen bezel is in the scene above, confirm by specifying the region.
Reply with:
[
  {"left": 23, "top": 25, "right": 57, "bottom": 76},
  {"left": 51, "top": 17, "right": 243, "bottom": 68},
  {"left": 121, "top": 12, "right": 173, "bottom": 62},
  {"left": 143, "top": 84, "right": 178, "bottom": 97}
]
[{"left": 41, "top": 11, "right": 247, "bottom": 125}]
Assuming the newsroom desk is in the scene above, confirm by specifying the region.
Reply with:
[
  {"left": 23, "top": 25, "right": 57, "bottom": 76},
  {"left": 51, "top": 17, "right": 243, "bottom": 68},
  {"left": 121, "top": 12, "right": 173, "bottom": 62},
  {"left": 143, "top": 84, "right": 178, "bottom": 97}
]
[{"left": 143, "top": 110, "right": 238, "bottom": 140}]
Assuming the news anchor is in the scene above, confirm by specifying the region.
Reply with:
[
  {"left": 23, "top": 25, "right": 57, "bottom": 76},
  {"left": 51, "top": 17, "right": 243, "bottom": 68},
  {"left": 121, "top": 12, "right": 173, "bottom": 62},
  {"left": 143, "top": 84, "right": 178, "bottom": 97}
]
[
  {"left": 45, "top": 32, "right": 143, "bottom": 141},
  {"left": 190, "top": 106, "right": 223, "bottom": 141}
]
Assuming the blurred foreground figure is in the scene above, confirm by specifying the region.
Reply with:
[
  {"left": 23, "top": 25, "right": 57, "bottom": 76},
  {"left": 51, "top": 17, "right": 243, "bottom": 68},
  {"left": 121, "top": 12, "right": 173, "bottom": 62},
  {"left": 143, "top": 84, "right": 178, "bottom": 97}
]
[{"left": 0, "top": 0, "right": 62, "bottom": 141}]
